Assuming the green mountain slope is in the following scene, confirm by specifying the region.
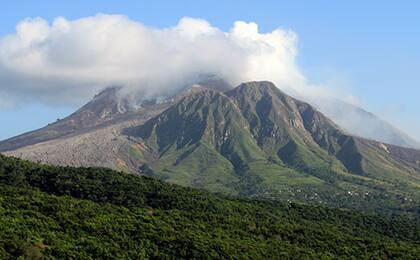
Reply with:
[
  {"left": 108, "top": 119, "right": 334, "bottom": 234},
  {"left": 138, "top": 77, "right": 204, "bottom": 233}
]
[
  {"left": 0, "top": 155, "right": 419, "bottom": 259},
  {"left": 127, "top": 82, "right": 419, "bottom": 213},
  {"left": 132, "top": 89, "right": 263, "bottom": 192}
]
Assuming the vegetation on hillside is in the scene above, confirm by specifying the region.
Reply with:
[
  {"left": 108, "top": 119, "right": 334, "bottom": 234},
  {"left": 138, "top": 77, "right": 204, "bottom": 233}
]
[
  {"left": 0, "top": 154, "right": 419, "bottom": 259},
  {"left": 131, "top": 84, "right": 420, "bottom": 213}
]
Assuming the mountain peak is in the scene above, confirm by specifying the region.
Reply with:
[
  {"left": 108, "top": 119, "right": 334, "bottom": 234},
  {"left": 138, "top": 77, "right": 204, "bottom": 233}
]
[
  {"left": 72, "top": 86, "right": 134, "bottom": 125},
  {"left": 93, "top": 86, "right": 122, "bottom": 99},
  {"left": 196, "top": 76, "right": 233, "bottom": 92},
  {"left": 231, "top": 81, "right": 289, "bottom": 99},
  {"left": 239, "top": 80, "right": 276, "bottom": 88},
  {"left": 237, "top": 81, "right": 277, "bottom": 91}
]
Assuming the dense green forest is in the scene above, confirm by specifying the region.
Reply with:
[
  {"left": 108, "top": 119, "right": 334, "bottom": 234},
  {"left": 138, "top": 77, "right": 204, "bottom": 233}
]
[{"left": 0, "top": 154, "right": 419, "bottom": 259}]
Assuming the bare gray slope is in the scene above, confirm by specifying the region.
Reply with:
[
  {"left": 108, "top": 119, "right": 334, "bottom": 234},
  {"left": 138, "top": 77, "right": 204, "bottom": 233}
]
[
  {"left": 1, "top": 80, "right": 230, "bottom": 171},
  {"left": 0, "top": 87, "right": 137, "bottom": 152},
  {"left": 6, "top": 123, "right": 140, "bottom": 170},
  {"left": 0, "top": 77, "right": 233, "bottom": 152}
]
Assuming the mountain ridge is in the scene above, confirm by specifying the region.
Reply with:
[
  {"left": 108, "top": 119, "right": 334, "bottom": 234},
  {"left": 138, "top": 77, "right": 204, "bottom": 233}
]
[
  {"left": 311, "top": 97, "right": 420, "bottom": 149},
  {"left": 1, "top": 81, "right": 419, "bottom": 212}
]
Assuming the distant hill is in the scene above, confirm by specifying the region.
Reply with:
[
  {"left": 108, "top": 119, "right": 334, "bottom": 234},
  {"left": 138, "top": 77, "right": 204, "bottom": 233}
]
[
  {"left": 310, "top": 97, "right": 420, "bottom": 149},
  {"left": 0, "top": 154, "right": 418, "bottom": 259}
]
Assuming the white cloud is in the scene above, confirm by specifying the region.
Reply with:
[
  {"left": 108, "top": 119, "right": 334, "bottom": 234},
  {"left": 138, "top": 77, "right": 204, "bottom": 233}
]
[
  {"left": 0, "top": 14, "right": 418, "bottom": 146},
  {"left": 0, "top": 14, "right": 312, "bottom": 106}
]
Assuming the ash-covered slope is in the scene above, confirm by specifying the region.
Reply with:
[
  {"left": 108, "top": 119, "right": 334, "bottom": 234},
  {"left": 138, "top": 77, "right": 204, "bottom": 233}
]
[
  {"left": 0, "top": 79, "right": 233, "bottom": 172},
  {"left": 0, "top": 77, "right": 233, "bottom": 153},
  {"left": 0, "top": 87, "right": 136, "bottom": 152},
  {"left": 2, "top": 81, "right": 419, "bottom": 212},
  {"left": 0, "top": 87, "right": 178, "bottom": 171}
]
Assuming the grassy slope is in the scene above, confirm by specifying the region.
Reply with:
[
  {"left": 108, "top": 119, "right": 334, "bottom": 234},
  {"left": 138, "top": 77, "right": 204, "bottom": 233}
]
[
  {"left": 129, "top": 85, "right": 420, "bottom": 213},
  {"left": 227, "top": 82, "right": 420, "bottom": 212},
  {"left": 137, "top": 90, "right": 266, "bottom": 193},
  {"left": 0, "top": 154, "right": 419, "bottom": 259}
]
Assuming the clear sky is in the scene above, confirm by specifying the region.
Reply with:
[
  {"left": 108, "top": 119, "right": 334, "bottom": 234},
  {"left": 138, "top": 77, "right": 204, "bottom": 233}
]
[{"left": 1, "top": 0, "right": 419, "bottom": 141}]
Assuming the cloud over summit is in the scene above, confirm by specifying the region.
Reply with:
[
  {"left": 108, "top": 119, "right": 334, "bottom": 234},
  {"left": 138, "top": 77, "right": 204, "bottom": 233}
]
[
  {"left": 1, "top": 14, "right": 419, "bottom": 146},
  {"left": 0, "top": 14, "right": 308, "bottom": 106}
]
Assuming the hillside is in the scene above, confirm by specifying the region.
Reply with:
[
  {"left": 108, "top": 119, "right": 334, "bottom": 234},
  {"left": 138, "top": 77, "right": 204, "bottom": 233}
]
[
  {"left": 312, "top": 97, "right": 420, "bottom": 149},
  {"left": 130, "top": 82, "right": 420, "bottom": 212},
  {"left": 0, "top": 154, "right": 419, "bottom": 259},
  {"left": 1, "top": 81, "right": 419, "bottom": 213}
]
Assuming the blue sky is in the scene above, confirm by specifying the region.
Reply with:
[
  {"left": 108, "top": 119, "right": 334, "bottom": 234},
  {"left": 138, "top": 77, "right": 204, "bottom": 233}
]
[{"left": 1, "top": 0, "right": 419, "bottom": 141}]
